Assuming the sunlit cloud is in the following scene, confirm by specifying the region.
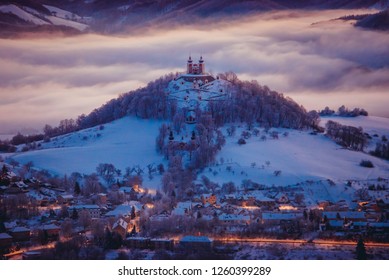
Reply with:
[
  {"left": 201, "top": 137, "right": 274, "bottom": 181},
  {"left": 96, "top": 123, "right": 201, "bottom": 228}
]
[{"left": 0, "top": 9, "right": 388, "bottom": 134}]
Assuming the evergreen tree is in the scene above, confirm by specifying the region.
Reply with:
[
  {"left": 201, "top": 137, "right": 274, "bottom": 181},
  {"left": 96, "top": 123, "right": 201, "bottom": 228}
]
[
  {"left": 130, "top": 206, "right": 136, "bottom": 220},
  {"left": 1, "top": 164, "right": 8, "bottom": 175},
  {"left": 71, "top": 208, "right": 79, "bottom": 220},
  {"left": 356, "top": 238, "right": 367, "bottom": 260},
  {"left": 130, "top": 225, "right": 136, "bottom": 236},
  {"left": 74, "top": 182, "right": 81, "bottom": 195},
  {"left": 303, "top": 209, "right": 308, "bottom": 220},
  {"left": 0, "top": 221, "right": 5, "bottom": 232},
  {"left": 169, "top": 130, "right": 174, "bottom": 141}
]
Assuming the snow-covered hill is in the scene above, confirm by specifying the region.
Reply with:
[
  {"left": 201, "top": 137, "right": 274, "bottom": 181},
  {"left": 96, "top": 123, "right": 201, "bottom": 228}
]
[
  {"left": 9, "top": 113, "right": 389, "bottom": 194},
  {"left": 12, "top": 117, "right": 166, "bottom": 189},
  {"left": 371, "top": 0, "right": 389, "bottom": 10},
  {"left": 167, "top": 74, "right": 232, "bottom": 110},
  {"left": 202, "top": 122, "right": 389, "bottom": 186},
  {"left": 320, "top": 116, "right": 389, "bottom": 136},
  {"left": 0, "top": 4, "right": 89, "bottom": 32},
  {"left": 320, "top": 115, "right": 389, "bottom": 151},
  {"left": 0, "top": 0, "right": 384, "bottom": 35},
  {"left": 0, "top": 4, "right": 48, "bottom": 25}
]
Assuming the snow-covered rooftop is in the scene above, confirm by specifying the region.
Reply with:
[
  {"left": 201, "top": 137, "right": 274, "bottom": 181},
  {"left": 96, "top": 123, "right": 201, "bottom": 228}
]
[
  {"left": 113, "top": 218, "right": 128, "bottom": 230},
  {"left": 262, "top": 212, "right": 303, "bottom": 220},
  {"left": 219, "top": 213, "right": 250, "bottom": 221},
  {"left": 180, "top": 235, "right": 212, "bottom": 243},
  {"left": 11, "top": 226, "right": 30, "bottom": 233},
  {"left": 323, "top": 211, "right": 366, "bottom": 220},
  {"left": 0, "top": 233, "right": 12, "bottom": 239}
]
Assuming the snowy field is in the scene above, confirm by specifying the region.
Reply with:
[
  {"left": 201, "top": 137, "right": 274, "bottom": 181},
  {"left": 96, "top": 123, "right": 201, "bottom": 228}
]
[
  {"left": 234, "top": 243, "right": 389, "bottom": 260},
  {"left": 0, "top": 4, "right": 88, "bottom": 31},
  {"left": 201, "top": 121, "right": 389, "bottom": 187},
  {"left": 8, "top": 115, "right": 389, "bottom": 193},
  {"left": 0, "top": 5, "right": 49, "bottom": 25},
  {"left": 11, "top": 117, "right": 166, "bottom": 188},
  {"left": 320, "top": 116, "right": 389, "bottom": 137}
]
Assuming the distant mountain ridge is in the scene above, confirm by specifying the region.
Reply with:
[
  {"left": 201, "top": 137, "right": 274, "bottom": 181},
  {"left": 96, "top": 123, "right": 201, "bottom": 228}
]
[
  {"left": 0, "top": 0, "right": 385, "bottom": 35},
  {"left": 356, "top": 8, "right": 389, "bottom": 30}
]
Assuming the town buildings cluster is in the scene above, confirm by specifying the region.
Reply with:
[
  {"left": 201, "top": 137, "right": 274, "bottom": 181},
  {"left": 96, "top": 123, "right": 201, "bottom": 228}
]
[{"left": 0, "top": 162, "right": 388, "bottom": 259}]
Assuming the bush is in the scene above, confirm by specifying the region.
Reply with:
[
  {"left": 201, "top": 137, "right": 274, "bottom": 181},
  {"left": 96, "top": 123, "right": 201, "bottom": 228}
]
[
  {"left": 238, "top": 138, "right": 246, "bottom": 145},
  {"left": 360, "top": 160, "right": 374, "bottom": 168}
]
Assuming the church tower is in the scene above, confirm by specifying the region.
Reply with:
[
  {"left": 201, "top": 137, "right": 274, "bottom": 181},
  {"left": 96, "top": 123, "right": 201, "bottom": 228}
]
[
  {"left": 199, "top": 56, "right": 205, "bottom": 74},
  {"left": 187, "top": 56, "right": 193, "bottom": 74}
]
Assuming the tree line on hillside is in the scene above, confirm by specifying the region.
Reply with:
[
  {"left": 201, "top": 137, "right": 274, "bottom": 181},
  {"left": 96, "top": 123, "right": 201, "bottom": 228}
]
[
  {"left": 209, "top": 72, "right": 318, "bottom": 129},
  {"left": 42, "top": 73, "right": 176, "bottom": 138},
  {"left": 319, "top": 105, "right": 368, "bottom": 117},
  {"left": 325, "top": 120, "right": 367, "bottom": 151},
  {"left": 371, "top": 139, "right": 389, "bottom": 160},
  {"left": 13, "top": 72, "right": 318, "bottom": 146}
]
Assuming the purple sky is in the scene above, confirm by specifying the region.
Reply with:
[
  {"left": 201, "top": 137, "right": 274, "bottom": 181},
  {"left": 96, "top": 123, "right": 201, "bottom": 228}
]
[{"left": 0, "top": 9, "right": 388, "bottom": 134}]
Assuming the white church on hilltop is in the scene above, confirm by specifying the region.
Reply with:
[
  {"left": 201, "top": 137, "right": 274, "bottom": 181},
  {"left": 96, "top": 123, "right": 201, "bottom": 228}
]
[{"left": 167, "top": 56, "right": 230, "bottom": 122}]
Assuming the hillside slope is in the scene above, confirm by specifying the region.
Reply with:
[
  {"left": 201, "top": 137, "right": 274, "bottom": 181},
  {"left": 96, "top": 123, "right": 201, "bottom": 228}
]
[
  {"left": 12, "top": 117, "right": 166, "bottom": 188},
  {"left": 0, "top": 2, "right": 89, "bottom": 36},
  {"left": 0, "top": 0, "right": 384, "bottom": 35},
  {"left": 201, "top": 117, "right": 389, "bottom": 187},
  {"left": 11, "top": 116, "right": 389, "bottom": 192},
  {"left": 356, "top": 9, "right": 389, "bottom": 30}
]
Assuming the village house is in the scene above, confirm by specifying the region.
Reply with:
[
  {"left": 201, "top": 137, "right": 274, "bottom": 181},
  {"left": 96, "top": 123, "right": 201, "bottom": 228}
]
[
  {"left": 97, "top": 193, "right": 107, "bottom": 204},
  {"left": 40, "top": 224, "right": 61, "bottom": 240},
  {"left": 150, "top": 238, "right": 174, "bottom": 251},
  {"left": 149, "top": 213, "right": 170, "bottom": 223},
  {"left": 0, "top": 232, "right": 13, "bottom": 248},
  {"left": 118, "top": 187, "right": 138, "bottom": 201},
  {"left": 202, "top": 194, "right": 217, "bottom": 205},
  {"left": 376, "top": 197, "right": 389, "bottom": 210},
  {"left": 9, "top": 226, "right": 31, "bottom": 242},
  {"left": 218, "top": 213, "right": 250, "bottom": 225},
  {"left": 172, "top": 201, "right": 193, "bottom": 216},
  {"left": 179, "top": 235, "right": 213, "bottom": 251},
  {"left": 4, "top": 221, "right": 17, "bottom": 231},
  {"left": 125, "top": 237, "right": 150, "bottom": 249},
  {"left": 112, "top": 218, "right": 129, "bottom": 238},
  {"left": 68, "top": 204, "right": 101, "bottom": 219},
  {"left": 275, "top": 193, "right": 290, "bottom": 204},
  {"left": 322, "top": 211, "right": 366, "bottom": 222},
  {"left": 57, "top": 194, "right": 74, "bottom": 205},
  {"left": 261, "top": 212, "right": 303, "bottom": 225},
  {"left": 105, "top": 201, "right": 141, "bottom": 218},
  {"left": 217, "top": 213, "right": 251, "bottom": 233}
]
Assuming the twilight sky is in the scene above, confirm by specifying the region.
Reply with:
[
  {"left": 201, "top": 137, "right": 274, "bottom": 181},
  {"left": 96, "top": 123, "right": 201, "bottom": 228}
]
[{"left": 0, "top": 9, "right": 388, "bottom": 134}]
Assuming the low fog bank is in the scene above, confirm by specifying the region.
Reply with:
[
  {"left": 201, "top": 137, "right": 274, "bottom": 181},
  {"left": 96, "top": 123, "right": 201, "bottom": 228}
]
[{"left": 0, "top": 9, "right": 388, "bottom": 133}]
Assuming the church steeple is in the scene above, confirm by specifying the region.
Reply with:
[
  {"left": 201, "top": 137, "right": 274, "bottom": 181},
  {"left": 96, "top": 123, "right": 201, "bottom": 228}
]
[
  {"left": 186, "top": 55, "right": 206, "bottom": 74},
  {"left": 187, "top": 55, "right": 193, "bottom": 74},
  {"left": 199, "top": 56, "right": 205, "bottom": 74}
]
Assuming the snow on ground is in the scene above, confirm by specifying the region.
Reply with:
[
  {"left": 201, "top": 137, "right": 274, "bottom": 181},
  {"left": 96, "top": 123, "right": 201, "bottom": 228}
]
[
  {"left": 46, "top": 16, "right": 89, "bottom": 31},
  {"left": 0, "top": 4, "right": 89, "bottom": 31},
  {"left": 12, "top": 117, "right": 166, "bottom": 189},
  {"left": 8, "top": 114, "right": 389, "bottom": 193},
  {"left": 43, "top": 5, "right": 82, "bottom": 21},
  {"left": 320, "top": 116, "right": 389, "bottom": 137},
  {"left": 0, "top": 4, "right": 49, "bottom": 25},
  {"left": 320, "top": 115, "right": 389, "bottom": 151},
  {"left": 167, "top": 74, "right": 231, "bottom": 110},
  {"left": 235, "top": 242, "right": 389, "bottom": 260},
  {"left": 201, "top": 125, "right": 389, "bottom": 187}
]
